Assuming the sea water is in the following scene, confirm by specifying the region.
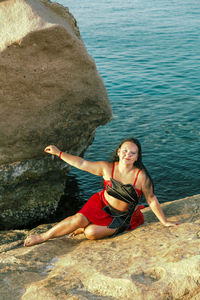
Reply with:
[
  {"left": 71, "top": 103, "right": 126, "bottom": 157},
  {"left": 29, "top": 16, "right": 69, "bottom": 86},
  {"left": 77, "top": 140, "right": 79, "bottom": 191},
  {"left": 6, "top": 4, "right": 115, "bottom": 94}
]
[{"left": 54, "top": 0, "right": 199, "bottom": 204}]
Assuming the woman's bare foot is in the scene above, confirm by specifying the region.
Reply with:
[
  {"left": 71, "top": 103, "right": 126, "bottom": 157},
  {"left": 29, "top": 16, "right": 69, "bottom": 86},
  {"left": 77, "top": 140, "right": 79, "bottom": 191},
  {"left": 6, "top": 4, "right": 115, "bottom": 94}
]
[
  {"left": 69, "top": 228, "right": 84, "bottom": 237},
  {"left": 24, "top": 234, "right": 46, "bottom": 247}
]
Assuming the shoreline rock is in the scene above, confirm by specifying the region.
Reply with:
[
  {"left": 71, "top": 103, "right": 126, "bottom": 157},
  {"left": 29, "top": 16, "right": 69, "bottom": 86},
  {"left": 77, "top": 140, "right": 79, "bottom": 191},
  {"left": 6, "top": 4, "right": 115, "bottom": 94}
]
[
  {"left": 0, "top": 0, "right": 112, "bottom": 229},
  {"left": 0, "top": 194, "right": 199, "bottom": 299}
]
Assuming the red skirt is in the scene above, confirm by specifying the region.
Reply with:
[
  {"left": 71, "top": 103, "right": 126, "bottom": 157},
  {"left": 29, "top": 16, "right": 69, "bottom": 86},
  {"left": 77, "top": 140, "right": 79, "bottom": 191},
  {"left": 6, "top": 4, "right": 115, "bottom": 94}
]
[{"left": 78, "top": 190, "right": 144, "bottom": 230}]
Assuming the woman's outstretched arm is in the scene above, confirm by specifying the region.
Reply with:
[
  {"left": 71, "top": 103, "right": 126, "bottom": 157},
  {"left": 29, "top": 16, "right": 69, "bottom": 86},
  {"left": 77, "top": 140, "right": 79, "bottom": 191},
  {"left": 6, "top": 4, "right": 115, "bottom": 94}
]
[
  {"left": 44, "top": 145, "right": 109, "bottom": 177},
  {"left": 141, "top": 172, "right": 178, "bottom": 227}
]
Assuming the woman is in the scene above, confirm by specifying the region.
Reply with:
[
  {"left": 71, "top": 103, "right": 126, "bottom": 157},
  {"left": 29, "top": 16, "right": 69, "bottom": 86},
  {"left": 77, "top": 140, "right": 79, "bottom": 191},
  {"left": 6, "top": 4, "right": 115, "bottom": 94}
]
[{"left": 24, "top": 138, "right": 177, "bottom": 247}]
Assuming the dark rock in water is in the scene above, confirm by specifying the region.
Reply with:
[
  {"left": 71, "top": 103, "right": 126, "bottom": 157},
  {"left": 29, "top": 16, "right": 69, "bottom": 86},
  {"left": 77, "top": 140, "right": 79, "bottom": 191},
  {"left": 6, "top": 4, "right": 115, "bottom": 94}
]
[{"left": 0, "top": 0, "right": 112, "bottom": 229}]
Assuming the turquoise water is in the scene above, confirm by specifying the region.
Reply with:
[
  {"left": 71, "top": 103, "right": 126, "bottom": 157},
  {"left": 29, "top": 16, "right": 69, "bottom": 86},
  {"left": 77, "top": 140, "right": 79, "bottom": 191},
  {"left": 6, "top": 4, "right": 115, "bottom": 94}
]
[{"left": 56, "top": 0, "right": 199, "bottom": 203}]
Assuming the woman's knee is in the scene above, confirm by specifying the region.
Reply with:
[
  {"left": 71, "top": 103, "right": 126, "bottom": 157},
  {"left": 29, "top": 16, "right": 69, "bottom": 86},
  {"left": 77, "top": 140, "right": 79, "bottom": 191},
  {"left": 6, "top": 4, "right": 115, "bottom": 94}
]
[
  {"left": 84, "top": 226, "right": 98, "bottom": 240},
  {"left": 69, "top": 213, "right": 89, "bottom": 227}
]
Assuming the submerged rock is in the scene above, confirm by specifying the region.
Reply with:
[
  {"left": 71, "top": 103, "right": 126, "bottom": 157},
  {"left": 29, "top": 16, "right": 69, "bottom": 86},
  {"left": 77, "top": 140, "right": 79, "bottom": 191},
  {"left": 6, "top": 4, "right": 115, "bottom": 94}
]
[
  {"left": 0, "top": 0, "right": 112, "bottom": 229},
  {"left": 0, "top": 194, "right": 200, "bottom": 299}
]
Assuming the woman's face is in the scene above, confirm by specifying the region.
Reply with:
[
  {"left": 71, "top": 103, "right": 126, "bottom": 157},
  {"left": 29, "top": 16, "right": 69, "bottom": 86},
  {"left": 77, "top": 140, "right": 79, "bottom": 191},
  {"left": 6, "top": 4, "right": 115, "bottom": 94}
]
[{"left": 118, "top": 142, "right": 139, "bottom": 165}]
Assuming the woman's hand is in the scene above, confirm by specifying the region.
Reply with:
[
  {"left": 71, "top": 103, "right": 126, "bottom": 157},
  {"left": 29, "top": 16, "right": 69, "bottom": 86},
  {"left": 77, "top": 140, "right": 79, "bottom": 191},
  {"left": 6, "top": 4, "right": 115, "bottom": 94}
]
[{"left": 44, "top": 145, "right": 60, "bottom": 156}]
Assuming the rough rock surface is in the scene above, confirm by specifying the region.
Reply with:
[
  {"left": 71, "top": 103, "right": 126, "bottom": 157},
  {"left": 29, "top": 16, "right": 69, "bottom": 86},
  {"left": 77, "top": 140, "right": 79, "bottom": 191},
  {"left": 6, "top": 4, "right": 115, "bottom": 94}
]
[
  {"left": 0, "top": 194, "right": 199, "bottom": 300},
  {"left": 0, "top": 0, "right": 112, "bottom": 229}
]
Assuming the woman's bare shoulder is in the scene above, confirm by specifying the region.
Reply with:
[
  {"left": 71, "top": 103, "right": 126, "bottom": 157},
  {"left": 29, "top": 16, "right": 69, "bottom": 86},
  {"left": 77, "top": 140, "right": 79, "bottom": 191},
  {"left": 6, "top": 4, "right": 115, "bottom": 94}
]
[
  {"left": 139, "top": 169, "right": 154, "bottom": 196},
  {"left": 136, "top": 169, "right": 149, "bottom": 186},
  {"left": 102, "top": 161, "right": 114, "bottom": 179},
  {"left": 138, "top": 169, "right": 147, "bottom": 181}
]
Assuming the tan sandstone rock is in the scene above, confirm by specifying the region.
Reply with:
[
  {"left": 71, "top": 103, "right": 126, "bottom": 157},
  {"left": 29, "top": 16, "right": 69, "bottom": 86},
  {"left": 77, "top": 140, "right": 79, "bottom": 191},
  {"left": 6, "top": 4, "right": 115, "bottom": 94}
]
[
  {"left": 0, "top": 0, "right": 112, "bottom": 228},
  {"left": 0, "top": 194, "right": 199, "bottom": 299}
]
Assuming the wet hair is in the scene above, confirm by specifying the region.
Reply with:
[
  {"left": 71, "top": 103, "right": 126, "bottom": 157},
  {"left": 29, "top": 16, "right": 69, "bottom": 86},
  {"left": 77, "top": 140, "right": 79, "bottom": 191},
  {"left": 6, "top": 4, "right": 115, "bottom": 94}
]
[{"left": 110, "top": 137, "right": 154, "bottom": 192}]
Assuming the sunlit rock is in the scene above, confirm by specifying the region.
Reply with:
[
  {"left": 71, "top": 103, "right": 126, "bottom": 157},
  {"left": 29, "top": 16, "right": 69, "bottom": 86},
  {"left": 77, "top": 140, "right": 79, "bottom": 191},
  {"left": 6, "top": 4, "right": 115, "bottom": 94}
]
[
  {"left": 0, "top": 0, "right": 112, "bottom": 229},
  {"left": 0, "top": 195, "right": 199, "bottom": 299}
]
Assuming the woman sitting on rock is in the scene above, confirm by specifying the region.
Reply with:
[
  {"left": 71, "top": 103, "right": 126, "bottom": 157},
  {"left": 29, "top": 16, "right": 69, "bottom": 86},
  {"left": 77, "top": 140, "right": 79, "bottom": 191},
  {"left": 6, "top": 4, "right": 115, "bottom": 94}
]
[{"left": 24, "top": 137, "right": 177, "bottom": 247}]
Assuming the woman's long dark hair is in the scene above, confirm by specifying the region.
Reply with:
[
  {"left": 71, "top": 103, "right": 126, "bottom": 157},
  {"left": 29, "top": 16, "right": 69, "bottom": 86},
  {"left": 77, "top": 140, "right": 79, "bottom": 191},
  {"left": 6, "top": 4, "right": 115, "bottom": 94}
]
[{"left": 110, "top": 137, "right": 154, "bottom": 192}]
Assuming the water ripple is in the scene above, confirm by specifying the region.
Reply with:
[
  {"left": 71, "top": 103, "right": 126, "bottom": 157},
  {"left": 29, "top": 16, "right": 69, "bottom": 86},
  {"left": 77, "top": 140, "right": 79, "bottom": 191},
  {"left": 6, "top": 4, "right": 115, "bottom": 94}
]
[{"left": 56, "top": 0, "right": 199, "bottom": 202}]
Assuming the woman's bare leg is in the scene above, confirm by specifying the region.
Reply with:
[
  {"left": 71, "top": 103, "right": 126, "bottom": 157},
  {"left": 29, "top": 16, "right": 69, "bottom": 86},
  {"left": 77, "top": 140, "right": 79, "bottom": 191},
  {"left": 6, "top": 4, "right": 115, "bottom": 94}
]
[
  {"left": 84, "top": 224, "right": 117, "bottom": 240},
  {"left": 24, "top": 213, "right": 89, "bottom": 247}
]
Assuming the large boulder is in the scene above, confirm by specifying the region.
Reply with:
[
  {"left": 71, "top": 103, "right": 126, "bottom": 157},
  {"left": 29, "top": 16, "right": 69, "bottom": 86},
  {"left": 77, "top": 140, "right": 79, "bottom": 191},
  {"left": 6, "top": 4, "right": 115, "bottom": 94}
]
[
  {"left": 0, "top": 194, "right": 200, "bottom": 299},
  {"left": 0, "top": 0, "right": 112, "bottom": 229}
]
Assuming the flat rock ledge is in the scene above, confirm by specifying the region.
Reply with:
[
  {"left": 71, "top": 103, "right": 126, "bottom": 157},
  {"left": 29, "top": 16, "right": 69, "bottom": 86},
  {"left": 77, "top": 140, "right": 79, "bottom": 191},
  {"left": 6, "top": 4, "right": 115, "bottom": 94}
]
[{"left": 0, "top": 194, "right": 200, "bottom": 300}]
